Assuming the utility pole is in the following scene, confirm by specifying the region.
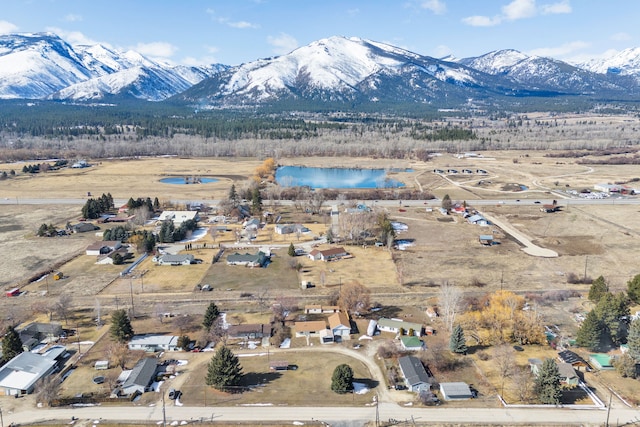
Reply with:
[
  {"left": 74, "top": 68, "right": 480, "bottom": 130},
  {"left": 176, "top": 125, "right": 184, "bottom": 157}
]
[
  {"left": 0, "top": 405, "right": 4, "bottom": 427},
  {"left": 129, "top": 277, "right": 135, "bottom": 318},
  {"left": 162, "top": 391, "right": 167, "bottom": 427},
  {"left": 584, "top": 256, "right": 588, "bottom": 282},
  {"left": 76, "top": 323, "right": 81, "bottom": 355}
]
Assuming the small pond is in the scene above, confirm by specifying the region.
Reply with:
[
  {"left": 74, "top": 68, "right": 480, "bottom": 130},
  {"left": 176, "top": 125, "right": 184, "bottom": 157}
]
[
  {"left": 160, "top": 177, "right": 218, "bottom": 185},
  {"left": 275, "top": 166, "right": 406, "bottom": 189}
]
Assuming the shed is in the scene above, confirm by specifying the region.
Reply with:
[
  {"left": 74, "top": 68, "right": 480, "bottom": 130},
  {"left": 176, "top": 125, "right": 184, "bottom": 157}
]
[
  {"left": 479, "top": 235, "right": 494, "bottom": 245},
  {"left": 440, "top": 382, "right": 473, "bottom": 400},
  {"left": 400, "top": 336, "right": 425, "bottom": 351},
  {"left": 95, "top": 360, "right": 109, "bottom": 370},
  {"left": 269, "top": 361, "right": 289, "bottom": 371},
  {"left": 589, "top": 354, "right": 614, "bottom": 370}
]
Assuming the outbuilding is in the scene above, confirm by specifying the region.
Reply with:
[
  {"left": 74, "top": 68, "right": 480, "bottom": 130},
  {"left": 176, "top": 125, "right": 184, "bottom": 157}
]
[{"left": 439, "top": 382, "right": 473, "bottom": 400}]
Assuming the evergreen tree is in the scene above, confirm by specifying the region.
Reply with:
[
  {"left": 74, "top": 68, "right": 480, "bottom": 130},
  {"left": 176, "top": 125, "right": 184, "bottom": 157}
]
[
  {"left": 331, "top": 364, "right": 354, "bottom": 394},
  {"left": 627, "top": 274, "right": 640, "bottom": 304},
  {"left": 110, "top": 309, "right": 134, "bottom": 343},
  {"left": 153, "top": 197, "right": 160, "bottom": 211},
  {"left": 326, "top": 227, "right": 335, "bottom": 244},
  {"left": 534, "top": 358, "right": 562, "bottom": 405},
  {"left": 594, "top": 292, "right": 630, "bottom": 346},
  {"left": 441, "top": 194, "right": 452, "bottom": 211},
  {"left": 203, "top": 302, "right": 220, "bottom": 331},
  {"left": 575, "top": 310, "right": 604, "bottom": 351},
  {"left": 628, "top": 319, "right": 640, "bottom": 362},
  {"left": 251, "top": 187, "right": 262, "bottom": 214},
  {"left": 228, "top": 184, "right": 239, "bottom": 207},
  {"left": 449, "top": 324, "right": 468, "bottom": 354},
  {"left": 177, "top": 335, "right": 191, "bottom": 351},
  {"left": 1, "top": 326, "right": 23, "bottom": 362},
  {"left": 588, "top": 276, "right": 609, "bottom": 303},
  {"left": 288, "top": 243, "right": 296, "bottom": 257},
  {"left": 112, "top": 253, "right": 124, "bottom": 265},
  {"left": 206, "top": 346, "right": 243, "bottom": 390}
]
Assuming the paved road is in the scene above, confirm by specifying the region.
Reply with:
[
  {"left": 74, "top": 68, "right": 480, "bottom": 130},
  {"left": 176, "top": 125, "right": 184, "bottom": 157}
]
[{"left": 3, "top": 401, "right": 640, "bottom": 426}]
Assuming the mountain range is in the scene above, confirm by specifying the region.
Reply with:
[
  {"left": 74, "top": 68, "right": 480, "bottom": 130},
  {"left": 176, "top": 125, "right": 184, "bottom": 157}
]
[{"left": 3, "top": 32, "right": 640, "bottom": 110}]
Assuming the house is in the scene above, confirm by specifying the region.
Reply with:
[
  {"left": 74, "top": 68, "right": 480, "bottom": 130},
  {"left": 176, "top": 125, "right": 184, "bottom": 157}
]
[
  {"left": 0, "top": 351, "right": 59, "bottom": 395},
  {"left": 400, "top": 336, "right": 425, "bottom": 351},
  {"left": 557, "top": 350, "right": 590, "bottom": 371},
  {"left": 377, "top": 318, "right": 423, "bottom": 337},
  {"left": 127, "top": 334, "right": 180, "bottom": 352},
  {"left": 121, "top": 357, "right": 158, "bottom": 396},
  {"left": 153, "top": 254, "right": 195, "bottom": 266},
  {"left": 72, "top": 222, "right": 98, "bottom": 233},
  {"left": 530, "top": 359, "right": 579, "bottom": 387},
  {"left": 242, "top": 218, "right": 261, "bottom": 230},
  {"left": 275, "top": 224, "right": 295, "bottom": 234},
  {"left": 86, "top": 240, "right": 122, "bottom": 256},
  {"left": 294, "top": 321, "right": 327, "bottom": 337},
  {"left": 398, "top": 356, "right": 432, "bottom": 392},
  {"left": 157, "top": 210, "right": 199, "bottom": 225},
  {"left": 328, "top": 312, "right": 351, "bottom": 339},
  {"left": 440, "top": 382, "right": 473, "bottom": 400},
  {"left": 467, "top": 214, "right": 488, "bottom": 226},
  {"left": 541, "top": 204, "right": 559, "bottom": 213},
  {"left": 96, "top": 247, "right": 129, "bottom": 265},
  {"left": 17, "top": 322, "right": 63, "bottom": 351},
  {"left": 307, "top": 247, "right": 349, "bottom": 262},
  {"left": 226, "top": 251, "right": 267, "bottom": 267},
  {"left": 227, "top": 324, "right": 272, "bottom": 340}
]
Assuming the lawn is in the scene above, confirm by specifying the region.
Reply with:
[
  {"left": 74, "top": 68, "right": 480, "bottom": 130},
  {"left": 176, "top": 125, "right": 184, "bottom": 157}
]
[{"left": 179, "top": 350, "right": 378, "bottom": 407}]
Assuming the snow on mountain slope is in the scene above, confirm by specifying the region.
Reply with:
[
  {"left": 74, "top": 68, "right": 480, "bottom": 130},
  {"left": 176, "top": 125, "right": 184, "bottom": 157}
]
[
  {"left": 577, "top": 47, "right": 640, "bottom": 76},
  {"left": 0, "top": 32, "right": 226, "bottom": 101},
  {"left": 0, "top": 33, "right": 92, "bottom": 98},
  {"left": 183, "top": 36, "right": 482, "bottom": 105}
]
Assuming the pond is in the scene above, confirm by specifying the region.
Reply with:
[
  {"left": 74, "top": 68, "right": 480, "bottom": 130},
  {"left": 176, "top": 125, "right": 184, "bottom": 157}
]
[
  {"left": 160, "top": 177, "right": 218, "bottom": 185},
  {"left": 275, "top": 166, "right": 405, "bottom": 189}
]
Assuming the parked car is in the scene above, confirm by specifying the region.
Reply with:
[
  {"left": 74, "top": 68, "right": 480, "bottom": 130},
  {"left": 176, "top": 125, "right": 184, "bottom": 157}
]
[
  {"left": 201, "top": 284, "right": 213, "bottom": 291},
  {"left": 168, "top": 388, "right": 176, "bottom": 400}
]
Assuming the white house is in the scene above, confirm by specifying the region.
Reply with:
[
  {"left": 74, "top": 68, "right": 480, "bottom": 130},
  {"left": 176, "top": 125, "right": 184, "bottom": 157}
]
[
  {"left": 157, "top": 210, "right": 199, "bottom": 225},
  {"left": 128, "top": 334, "right": 180, "bottom": 352},
  {"left": 377, "top": 318, "right": 423, "bottom": 337},
  {"left": 152, "top": 254, "right": 194, "bottom": 266},
  {"left": 86, "top": 240, "right": 122, "bottom": 256},
  {"left": 307, "top": 247, "right": 348, "bottom": 262},
  {"left": 328, "top": 312, "right": 351, "bottom": 339}
]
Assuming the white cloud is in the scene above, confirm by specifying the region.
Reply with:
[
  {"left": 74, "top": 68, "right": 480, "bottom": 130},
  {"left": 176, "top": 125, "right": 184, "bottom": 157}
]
[
  {"left": 462, "top": 15, "right": 502, "bottom": 27},
  {"left": 541, "top": 0, "right": 572, "bottom": 15},
  {"left": 132, "top": 41, "right": 178, "bottom": 58},
  {"left": 463, "top": 0, "right": 571, "bottom": 27},
  {"left": 528, "top": 40, "right": 589, "bottom": 58},
  {"left": 0, "top": 20, "right": 19, "bottom": 34},
  {"left": 45, "top": 27, "right": 101, "bottom": 45},
  {"left": 205, "top": 45, "right": 220, "bottom": 54},
  {"left": 611, "top": 32, "right": 631, "bottom": 42},
  {"left": 267, "top": 33, "right": 298, "bottom": 55},
  {"left": 420, "top": 0, "right": 446, "bottom": 14},
  {"left": 227, "top": 21, "right": 259, "bottom": 29},
  {"left": 64, "top": 14, "right": 83, "bottom": 22},
  {"left": 502, "top": 0, "right": 537, "bottom": 21},
  {"left": 432, "top": 44, "right": 453, "bottom": 58}
]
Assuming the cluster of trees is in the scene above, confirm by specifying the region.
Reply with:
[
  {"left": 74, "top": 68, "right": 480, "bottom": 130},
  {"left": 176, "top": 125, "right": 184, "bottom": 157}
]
[
  {"left": 81, "top": 193, "right": 114, "bottom": 219},
  {"left": 127, "top": 196, "right": 159, "bottom": 212},
  {"left": 37, "top": 223, "right": 58, "bottom": 237},
  {"left": 459, "top": 290, "right": 546, "bottom": 345},
  {"left": 1, "top": 326, "right": 23, "bottom": 363},
  {"left": 577, "top": 276, "right": 633, "bottom": 351},
  {"left": 0, "top": 169, "right": 16, "bottom": 179},
  {"left": 158, "top": 219, "right": 198, "bottom": 243}
]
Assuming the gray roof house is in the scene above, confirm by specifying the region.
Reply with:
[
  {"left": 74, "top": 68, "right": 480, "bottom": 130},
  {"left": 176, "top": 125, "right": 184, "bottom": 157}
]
[
  {"left": 153, "top": 254, "right": 195, "bottom": 266},
  {"left": 128, "top": 335, "right": 180, "bottom": 352},
  {"left": 121, "top": 357, "right": 158, "bottom": 396},
  {"left": 0, "top": 351, "right": 59, "bottom": 395},
  {"left": 440, "top": 382, "right": 473, "bottom": 400},
  {"left": 18, "top": 322, "right": 63, "bottom": 351},
  {"left": 226, "top": 251, "right": 267, "bottom": 267},
  {"left": 86, "top": 240, "right": 122, "bottom": 256},
  {"left": 398, "top": 356, "right": 432, "bottom": 392}
]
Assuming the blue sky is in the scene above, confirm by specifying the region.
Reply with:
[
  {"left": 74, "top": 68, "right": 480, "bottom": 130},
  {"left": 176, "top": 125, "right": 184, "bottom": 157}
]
[{"left": 2, "top": 0, "right": 640, "bottom": 66}]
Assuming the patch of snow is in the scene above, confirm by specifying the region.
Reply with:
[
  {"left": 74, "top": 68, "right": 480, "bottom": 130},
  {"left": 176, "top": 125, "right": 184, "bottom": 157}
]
[
  {"left": 353, "top": 382, "right": 370, "bottom": 394},
  {"left": 358, "top": 335, "right": 373, "bottom": 340},
  {"left": 175, "top": 397, "right": 183, "bottom": 407},
  {"left": 176, "top": 360, "right": 188, "bottom": 366},
  {"left": 279, "top": 338, "right": 291, "bottom": 348},
  {"left": 240, "top": 403, "right": 274, "bottom": 406},
  {"left": 78, "top": 341, "right": 95, "bottom": 345},
  {"left": 293, "top": 422, "right": 305, "bottom": 426},
  {"left": 177, "top": 227, "right": 208, "bottom": 243},
  {"left": 238, "top": 352, "right": 267, "bottom": 357},
  {"left": 150, "top": 380, "right": 164, "bottom": 392}
]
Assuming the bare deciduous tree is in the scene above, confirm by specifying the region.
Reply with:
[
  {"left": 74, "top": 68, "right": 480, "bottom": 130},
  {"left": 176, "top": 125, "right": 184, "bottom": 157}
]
[
  {"left": 439, "top": 281, "right": 462, "bottom": 333},
  {"left": 54, "top": 294, "right": 73, "bottom": 325},
  {"left": 35, "top": 375, "right": 59, "bottom": 406},
  {"left": 512, "top": 367, "right": 534, "bottom": 403},
  {"left": 339, "top": 281, "right": 371, "bottom": 315},
  {"left": 107, "top": 342, "right": 130, "bottom": 369}
]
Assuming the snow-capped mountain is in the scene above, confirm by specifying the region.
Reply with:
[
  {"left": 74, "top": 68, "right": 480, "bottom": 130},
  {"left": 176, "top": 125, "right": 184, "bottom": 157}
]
[
  {"left": 178, "top": 36, "right": 523, "bottom": 107},
  {"left": 455, "top": 49, "right": 638, "bottom": 95},
  {"left": 577, "top": 47, "right": 640, "bottom": 77},
  {"left": 0, "top": 32, "right": 226, "bottom": 101}
]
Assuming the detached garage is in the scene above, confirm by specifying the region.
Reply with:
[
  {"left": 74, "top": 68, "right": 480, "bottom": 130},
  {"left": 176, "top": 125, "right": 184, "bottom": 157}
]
[{"left": 439, "top": 382, "right": 473, "bottom": 400}]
